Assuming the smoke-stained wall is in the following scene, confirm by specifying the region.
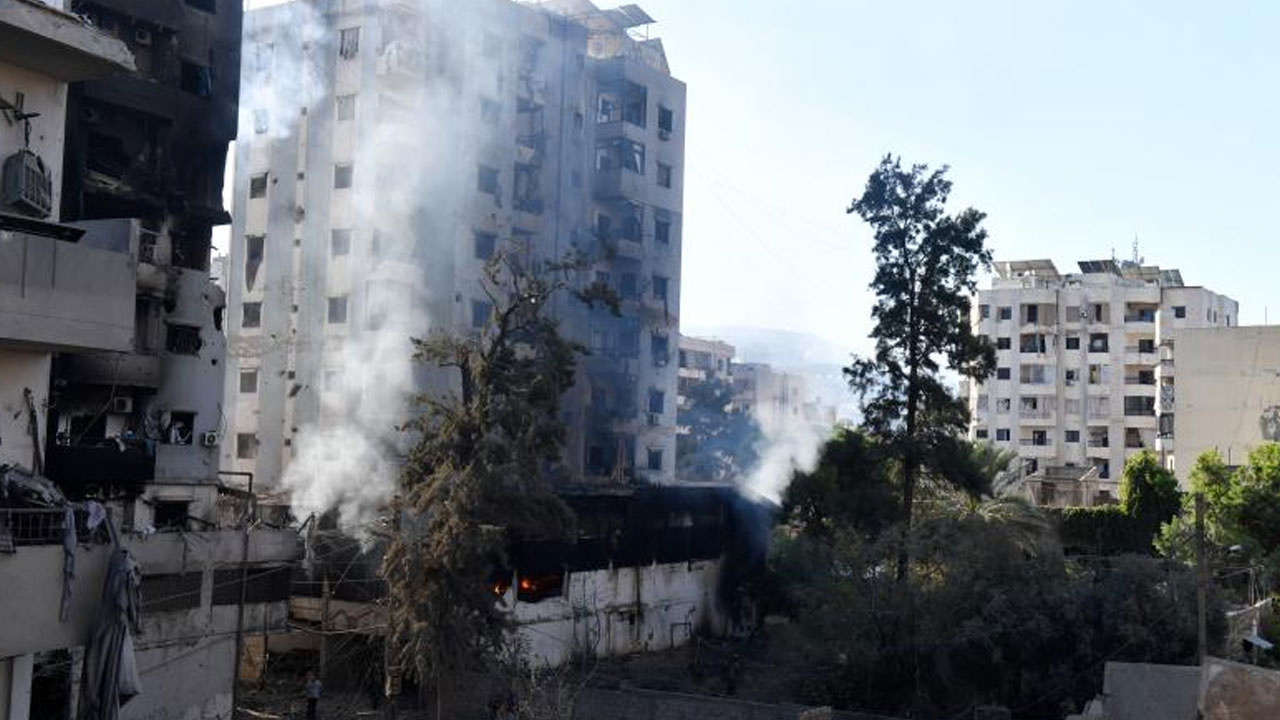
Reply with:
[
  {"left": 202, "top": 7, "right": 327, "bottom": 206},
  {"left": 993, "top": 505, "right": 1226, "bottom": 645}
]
[{"left": 224, "top": 0, "right": 686, "bottom": 526}]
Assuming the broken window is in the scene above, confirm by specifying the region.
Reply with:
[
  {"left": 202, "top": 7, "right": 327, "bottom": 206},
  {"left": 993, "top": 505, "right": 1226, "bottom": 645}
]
[
  {"left": 654, "top": 215, "right": 671, "bottom": 244},
  {"left": 657, "top": 163, "right": 673, "bottom": 188},
  {"left": 153, "top": 501, "right": 191, "bottom": 532},
  {"left": 244, "top": 235, "right": 264, "bottom": 290},
  {"left": 595, "top": 138, "right": 645, "bottom": 174},
  {"left": 336, "top": 94, "right": 356, "bottom": 121},
  {"left": 334, "top": 163, "right": 353, "bottom": 189},
  {"left": 647, "top": 448, "right": 663, "bottom": 471},
  {"left": 166, "top": 411, "right": 195, "bottom": 445},
  {"left": 658, "top": 105, "right": 674, "bottom": 136},
  {"left": 180, "top": 61, "right": 212, "bottom": 96},
  {"left": 648, "top": 388, "right": 664, "bottom": 415},
  {"left": 652, "top": 274, "right": 668, "bottom": 302},
  {"left": 240, "top": 370, "right": 258, "bottom": 393},
  {"left": 513, "top": 164, "right": 542, "bottom": 214},
  {"left": 242, "top": 302, "right": 262, "bottom": 329},
  {"left": 236, "top": 433, "right": 257, "bottom": 460},
  {"left": 480, "top": 97, "right": 500, "bottom": 125},
  {"left": 253, "top": 109, "right": 268, "bottom": 134},
  {"left": 477, "top": 164, "right": 500, "bottom": 197},
  {"left": 249, "top": 174, "right": 268, "bottom": 198},
  {"left": 651, "top": 333, "right": 669, "bottom": 367},
  {"left": 331, "top": 229, "right": 351, "bottom": 257},
  {"left": 471, "top": 299, "right": 492, "bottom": 329},
  {"left": 339, "top": 27, "right": 360, "bottom": 59},
  {"left": 474, "top": 231, "right": 496, "bottom": 260},
  {"left": 595, "top": 81, "right": 646, "bottom": 126},
  {"left": 327, "top": 296, "right": 348, "bottom": 324},
  {"left": 621, "top": 203, "right": 643, "bottom": 241},
  {"left": 619, "top": 273, "right": 637, "bottom": 299},
  {"left": 166, "top": 324, "right": 202, "bottom": 355}
]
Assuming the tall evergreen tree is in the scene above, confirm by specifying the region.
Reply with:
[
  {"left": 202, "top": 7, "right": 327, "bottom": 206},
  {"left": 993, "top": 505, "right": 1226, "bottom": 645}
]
[{"left": 845, "top": 154, "right": 995, "bottom": 578}]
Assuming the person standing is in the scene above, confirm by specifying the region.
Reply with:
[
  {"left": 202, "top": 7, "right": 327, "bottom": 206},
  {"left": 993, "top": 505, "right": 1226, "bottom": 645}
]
[{"left": 305, "top": 671, "right": 322, "bottom": 719}]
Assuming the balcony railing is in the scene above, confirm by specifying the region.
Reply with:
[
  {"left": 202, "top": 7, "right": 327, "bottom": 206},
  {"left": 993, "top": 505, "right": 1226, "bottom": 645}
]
[
  {"left": 0, "top": 507, "right": 106, "bottom": 547},
  {"left": 1019, "top": 438, "right": 1051, "bottom": 447}
]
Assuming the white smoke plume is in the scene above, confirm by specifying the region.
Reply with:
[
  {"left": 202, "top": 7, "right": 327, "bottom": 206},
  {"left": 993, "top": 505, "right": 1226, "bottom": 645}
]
[{"left": 741, "top": 414, "right": 826, "bottom": 504}]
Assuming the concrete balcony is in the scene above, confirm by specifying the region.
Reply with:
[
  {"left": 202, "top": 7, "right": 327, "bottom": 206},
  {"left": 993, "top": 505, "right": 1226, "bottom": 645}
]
[
  {"left": 593, "top": 167, "right": 647, "bottom": 200},
  {"left": 0, "top": 215, "right": 135, "bottom": 353},
  {"left": 0, "top": 524, "right": 298, "bottom": 658},
  {"left": 0, "top": 0, "right": 134, "bottom": 80},
  {"left": 60, "top": 351, "right": 162, "bottom": 388},
  {"left": 1086, "top": 443, "right": 1111, "bottom": 459},
  {"left": 1017, "top": 440, "right": 1057, "bottom": 458}
]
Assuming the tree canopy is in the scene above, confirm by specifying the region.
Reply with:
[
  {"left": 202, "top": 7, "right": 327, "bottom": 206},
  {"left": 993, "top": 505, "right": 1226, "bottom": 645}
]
[{"left": 675, "top": 376, "right": 763, "bottom": 483}]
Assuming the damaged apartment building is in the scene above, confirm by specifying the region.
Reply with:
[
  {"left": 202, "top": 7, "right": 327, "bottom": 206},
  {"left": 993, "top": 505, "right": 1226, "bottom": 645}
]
[
  {"left": 1, "top": 1, "right": 295, "bottom": 719},
  {"left": 223, "top": 0, "right": 686, "bottom": 492}
]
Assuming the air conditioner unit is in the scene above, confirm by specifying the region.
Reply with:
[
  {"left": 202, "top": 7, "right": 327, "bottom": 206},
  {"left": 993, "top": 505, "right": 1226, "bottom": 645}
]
[
  {"left": 200, "top": 431, "right": 220, "bottom": 448},
  {"left": 658, "top": 129, "right": 671, "bottom": 141},
  {"left": 134, "top": 27, "right": 152, "bottom": 46},
  {"left": 110, "top": 396, "right": 133, "bottom": 414},
  {"left": 2, "top": 150, "right": 53, "bottom": 219}
]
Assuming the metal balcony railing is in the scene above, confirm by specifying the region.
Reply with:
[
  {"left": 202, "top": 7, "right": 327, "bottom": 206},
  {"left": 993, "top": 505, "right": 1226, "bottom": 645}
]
[{"left": 0, "top": 507, "right": 104, "bottom": 547}]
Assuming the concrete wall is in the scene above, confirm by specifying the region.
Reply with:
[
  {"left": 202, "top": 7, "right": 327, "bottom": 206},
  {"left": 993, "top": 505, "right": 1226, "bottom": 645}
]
[
  {"left": 512, "top": 559, "right": 725, "bottom": 667},
  {"left": 0, "top": 349, "right": 52, "bottom": 470},
  {"left": 0, "top": 61, "right": 67, "bottom": 220},
  {"left": 1102, "top": 661, "right": 1201, "bottom": 720},
  {"left": 575, "top": 688, "right": 902, "bottom": 720},
  {"left": 1201, "top": 657, "right": 1280, "bottom": 720},
  {"left": 0, "top": 229, "right": 135, "bottom": 353},
  {"left": 1171, "top": 326, "right": 1280, "bottom": 476}
]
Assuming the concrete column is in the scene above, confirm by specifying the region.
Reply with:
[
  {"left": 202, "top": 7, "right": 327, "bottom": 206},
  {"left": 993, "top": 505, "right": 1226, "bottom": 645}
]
[{"left": 6, "top": 654, "right": 33, "bottom": 720}]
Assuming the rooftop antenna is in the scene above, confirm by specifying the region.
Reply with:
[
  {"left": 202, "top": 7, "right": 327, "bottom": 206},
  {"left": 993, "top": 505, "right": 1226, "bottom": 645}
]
[{"left": 1132, "top": 235, "right": 1143, "bottom": 265}]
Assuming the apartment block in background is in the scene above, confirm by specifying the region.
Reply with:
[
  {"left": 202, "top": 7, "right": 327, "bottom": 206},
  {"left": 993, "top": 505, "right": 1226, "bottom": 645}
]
[
  {"left": 967, "top": 257, "right": 1236, "bottom": 506},
  {"left": 677, "top": 335, "right": 735, "bottom": 403},
  {"left": 225, "top": 0, "right": 685, "bottom": 488}
]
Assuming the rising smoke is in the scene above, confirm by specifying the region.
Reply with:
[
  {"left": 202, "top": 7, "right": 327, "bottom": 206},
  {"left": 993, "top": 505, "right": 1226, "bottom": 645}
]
[{"left": 741, "top": 415, "right": 825, "bottom": 504}]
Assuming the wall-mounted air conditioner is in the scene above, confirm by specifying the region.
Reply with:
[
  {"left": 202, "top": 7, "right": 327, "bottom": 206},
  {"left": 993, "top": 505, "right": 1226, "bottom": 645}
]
[
  {"left": 134, "top": 27, "right": 153, "bottom": 46},
  {"left": 111, "top": 396, "right": 134, "bottom": 414},
  {"left": 3, "top": 150, "right": 53, "bottom": 219},
  {"left": 200, "top": 431, "right": 220, "bottom": 448}
]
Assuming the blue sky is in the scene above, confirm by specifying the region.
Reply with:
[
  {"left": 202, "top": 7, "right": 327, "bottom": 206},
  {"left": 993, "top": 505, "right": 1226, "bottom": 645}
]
[{"left": 643, "top": 0, "right": 1280, "bottom": 355}]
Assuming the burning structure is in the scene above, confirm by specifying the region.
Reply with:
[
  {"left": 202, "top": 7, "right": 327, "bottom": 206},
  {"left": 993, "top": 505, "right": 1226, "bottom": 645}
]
[
  {"left": 1, "top": 1, "right": 297, "bottom": 718},
  {"left": 222, "top": 0, "right": 688, "bottom": 524}
]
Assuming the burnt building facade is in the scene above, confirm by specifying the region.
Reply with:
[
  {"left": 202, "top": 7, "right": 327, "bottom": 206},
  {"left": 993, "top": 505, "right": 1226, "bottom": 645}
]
[{"left": 222, "top": 0, "right": 687, "bottom": 497}]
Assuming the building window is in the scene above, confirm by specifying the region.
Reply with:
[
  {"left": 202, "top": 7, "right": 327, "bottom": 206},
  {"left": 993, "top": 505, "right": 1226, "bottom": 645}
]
[
  {"left": 996, "top": 367, "right": 1010, "bottom": 380},
  {"left": 975, "top": 428, "right": 989, "bottom": 439},
  {"left": 331, "top": 229, "right": 351, "bottom": 257},
  {"left": 657, "top": 163, "right": 673, "bottom": 188},
  {"left": 1065, "top": 368, "right": 1078, "bottom": 385},
  {"left": 477, "top": 164, "right": 499, "bottom": 196},
  {"left": 996, "top": 428, "right": 1010, "bottom": 442},
  {"left": 327, "top": 296, "right": 348, "bottom": 324},
  {"left": 471, "top": 299, "right": 492, "bottom": 329},
  {"left": 1173, "top": 305, "right": 1186, "bottom": 319},
  {"left": 1065, "top": 429, "right": 1080, "bottom": 443},
  {"left": 249, "top": 174, "right": 268, "bottom": 198},
  {"left": 185, "top": 0, "right": 216, "bottom": 13},
  {"left": 180, "top": 61, "right": 212, "bottom": 97},
  {"left": 242, "top": 302, "right": 262, "bottom": 328},
  {"left": 651, "top": 333, "right": 669, "bottom": 367},
  {"left": 996, "top": 398, "right": 1011, "bottom": 413},
  {"left": 334, "top": 164, "right": 353, "bottom": 189},
  {"left": 236, "top": 433, "right": 257, "bottom": 460},
  {"left": 655, "top": 216, "right": 671, "bottom": 244},
  {"left": 979, "top": 304, "right": 990, "bottom": 320},
  {"left": 240, "top": 370, "right": 258, "bottom": 393},
  {"left": 245, "top": 235, "right": 264, "bottom": 290},
  {"left": 339, "top": 27, "right": 360, "bottom": 59},
  {"left": 596, "top": 81, "right": 647, "bottom": 126},
  {"left": 253, "top": 109, "right": 268, "bottom": 134},
  {"left": 657, "top": 105, "right": 674, "bottom": 136},
  {"left": 166, "top": 325, "right": 202, "bottom": 355},
  {"left": 652, "top": 275, "right": 668, "bottom": 302},
  {"left": 474, "top": 231, "right": 496, "bottom": 260},
  {"left": 336, "top": 94, "right": 356, "bottom": 121},
  {"left": 1066, "top": 335, "right": 1080, "bottom": 350},
  {"left": 1088, "top": 333, "right": 1109, "bottom": 353},
  {"left": 648, "top": 388, "right": 664, "bottom": 415},
  {"left": 1138, "top": 338, "right": 1156, "bottom": 354},
  {"left": 996, "top": 337, "right": 1011, "bottom": 350},
  {"left": 647, "top": 448, "right": 663, "bottom": 471},
  {"left": 997, "top": 306, "right": 1012, "bottom": 321},
  {"left": 619, "top": 273, "right": 637, "bottom": 300},
  {"left": 595, "top": 138, "right": 645, "bottom": 174}
]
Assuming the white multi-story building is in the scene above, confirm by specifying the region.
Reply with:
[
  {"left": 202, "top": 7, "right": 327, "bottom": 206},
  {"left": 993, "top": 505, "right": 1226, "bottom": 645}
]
[
  {"left": 967, "top": 258, "right": 1236, "bottom": 503},
  {"left": 225, "top": 0, "right": 686, "bottom": 490},
  {"left": 677, "top": 335, "right": 734, "bottom": 402}
]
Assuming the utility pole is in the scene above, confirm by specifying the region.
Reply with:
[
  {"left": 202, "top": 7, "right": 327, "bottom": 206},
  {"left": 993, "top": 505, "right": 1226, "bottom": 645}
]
[
  {"left": 225, "top": 471, "right": 255, "bottom": 719},
  {"left": 1195, "top": 492, "right": 1208, "bottom": 666},
  {"left": 320, "top": 576, "right": 331, "bottom": 680}
]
